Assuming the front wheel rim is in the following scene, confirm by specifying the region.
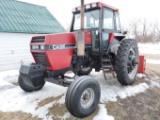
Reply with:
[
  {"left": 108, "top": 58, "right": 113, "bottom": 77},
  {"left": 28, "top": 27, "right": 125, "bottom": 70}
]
[{"left": 80, "top": 88, "right": 95, "bottom": 109}]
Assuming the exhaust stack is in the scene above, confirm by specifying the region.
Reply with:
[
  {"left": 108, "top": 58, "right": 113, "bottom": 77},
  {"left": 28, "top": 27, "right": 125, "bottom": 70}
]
[{"left": 76, "top": 0, "right": 85, "bottom": 56}]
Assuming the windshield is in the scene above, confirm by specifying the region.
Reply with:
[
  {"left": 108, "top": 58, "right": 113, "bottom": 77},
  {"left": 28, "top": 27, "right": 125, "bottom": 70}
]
[{"left": 73, "top": 10, "right": 99, "bottom": 30}]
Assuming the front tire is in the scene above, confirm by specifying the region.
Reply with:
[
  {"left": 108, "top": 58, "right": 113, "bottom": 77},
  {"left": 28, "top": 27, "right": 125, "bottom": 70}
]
[
  {"left": 18, "top": 75, "right": 45, "bottom": 92},
  {"left": 65, "top": 76, "right": 100, "bottom": 118},
  {"left": 115, "top": 39, "right": 139, "bottom": 85}
]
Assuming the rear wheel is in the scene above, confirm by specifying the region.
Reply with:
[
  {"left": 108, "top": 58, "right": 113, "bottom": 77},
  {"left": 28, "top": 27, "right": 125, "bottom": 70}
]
[
  {"left": 65, "top": 76, "right": 100, "bottom": 118},
  {"left": 115, "top": 39, "right": 139, "bottom": 85}
]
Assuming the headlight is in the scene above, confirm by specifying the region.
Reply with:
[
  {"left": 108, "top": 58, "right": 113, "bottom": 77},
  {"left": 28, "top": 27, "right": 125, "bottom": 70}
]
[
  {"left": 86, "top": 5, "right": 91, "bottom": 9},
  {"left": 40, "top": 45, "right": 45, "bottom": 50},
  {"left": 31, "top": 45, "right": 39, "bottom": 50},
  {"left": 72, "top": 8, "right": 77, "bottom": 12},
  {"left": 77, "top": 7, "right": 81, "bottom": 11},
  {"left": 92, "top": 3, "right": 97, "bottom": 8}
]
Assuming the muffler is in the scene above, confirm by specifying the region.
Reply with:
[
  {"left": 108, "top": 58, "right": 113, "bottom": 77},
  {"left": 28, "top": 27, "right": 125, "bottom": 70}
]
[{"left": 76, "top": 0, "right": 85, "bottom": 56}]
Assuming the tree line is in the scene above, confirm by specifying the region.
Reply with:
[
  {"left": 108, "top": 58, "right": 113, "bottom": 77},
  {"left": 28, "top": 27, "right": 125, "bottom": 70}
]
[{"left": 123, "top": 18, "right": 160, "bottom": 43}]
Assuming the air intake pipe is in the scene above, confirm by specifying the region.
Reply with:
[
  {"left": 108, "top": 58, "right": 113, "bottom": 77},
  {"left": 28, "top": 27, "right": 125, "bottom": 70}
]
[{"left": 76, "top": 0, "right": 85, "bottom": 56}]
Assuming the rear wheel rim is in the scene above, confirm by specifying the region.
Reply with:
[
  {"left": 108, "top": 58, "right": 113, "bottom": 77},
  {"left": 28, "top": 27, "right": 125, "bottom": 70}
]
[
  {"left": 80, "top": 88, "right": 95, "bottom": 109},
  {"left": 127, "top": 47, "right": 138, "bottom": 80}
]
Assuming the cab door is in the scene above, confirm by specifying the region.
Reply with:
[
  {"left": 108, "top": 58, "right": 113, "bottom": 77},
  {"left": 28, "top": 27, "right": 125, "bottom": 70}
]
[
  {"left": 101, "top": 8, "right": 121, "bottom": 52},
  {"left": 102, "top": 8, "right": 115, "bottom": 51}
]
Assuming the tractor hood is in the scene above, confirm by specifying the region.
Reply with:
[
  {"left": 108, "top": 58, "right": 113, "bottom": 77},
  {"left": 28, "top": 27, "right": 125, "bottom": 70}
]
[{"left": 30, "top": 31, "right": 92, "bottom": 71}]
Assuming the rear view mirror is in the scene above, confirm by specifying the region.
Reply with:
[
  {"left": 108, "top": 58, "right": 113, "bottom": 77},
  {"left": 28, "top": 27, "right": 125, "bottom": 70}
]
[{"left": 123, "top": 31, "right": 128, "bottom": 35}]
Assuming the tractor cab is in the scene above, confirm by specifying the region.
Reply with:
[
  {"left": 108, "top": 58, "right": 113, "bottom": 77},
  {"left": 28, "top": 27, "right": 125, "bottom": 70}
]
[{"left": 71, "top": 2, "right": 123, "bottom": 53}]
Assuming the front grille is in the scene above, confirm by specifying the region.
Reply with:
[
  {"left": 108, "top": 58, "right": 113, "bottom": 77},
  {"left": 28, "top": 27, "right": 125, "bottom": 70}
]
[
  {"left": 33, "top": 53, "right": 50, "bottom": 67},
  {"left": 32, "top": 36, "right": 45, "bottom": 43}
]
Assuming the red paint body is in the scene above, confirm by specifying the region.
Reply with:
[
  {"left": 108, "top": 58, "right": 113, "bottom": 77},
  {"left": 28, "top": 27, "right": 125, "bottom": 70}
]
[
  {"left": 138, "top": 55, "right": 146, "bottom": 74},
  {"left": 109, "top": 33, "right": 114, "bottom": 43},
  {"left": 30, "top": 31, "right": 92, "bottom": 71}
]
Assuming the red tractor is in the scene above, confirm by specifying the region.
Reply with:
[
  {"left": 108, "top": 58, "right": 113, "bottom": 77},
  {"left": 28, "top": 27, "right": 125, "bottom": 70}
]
[{"left": 19, "top": 1, "right": 145, "bottom": 118}]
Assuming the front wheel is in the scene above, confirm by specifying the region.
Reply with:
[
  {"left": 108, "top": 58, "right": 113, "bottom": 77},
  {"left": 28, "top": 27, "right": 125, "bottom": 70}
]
[
  {"left": 65, "top": 76, "right": 100, "bottom": 118},
  {"left": 115, "top": 39, "right": 139, "bottom": 85},
  {"left": 18, "top": 75, "right": 45, "bottom": 92}
]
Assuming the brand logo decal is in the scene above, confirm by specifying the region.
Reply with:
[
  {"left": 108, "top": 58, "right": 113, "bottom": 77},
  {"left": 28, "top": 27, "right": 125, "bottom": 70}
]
[{"left": 50, "top": 44, "right": 66, "bottom": 50}]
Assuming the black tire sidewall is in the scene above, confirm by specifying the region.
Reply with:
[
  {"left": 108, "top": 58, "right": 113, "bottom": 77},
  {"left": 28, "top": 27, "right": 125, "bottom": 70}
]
[
  {"left": 66, "top": 77, "right": 100, "bottom": 118},
  {"left": 18, "top": 75, "right": 45, "bottom": 92},
  {"left": 115, "top": 39, "right": 139, "bottom": 85},
  {"left": 18, "top": 75, "right": 34, "bottom": 92}
]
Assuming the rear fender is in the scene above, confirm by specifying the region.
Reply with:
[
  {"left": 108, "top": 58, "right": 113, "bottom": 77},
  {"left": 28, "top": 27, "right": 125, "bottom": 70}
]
[{"left": 108, "top": 33, "right": 125, "bottom": 54}]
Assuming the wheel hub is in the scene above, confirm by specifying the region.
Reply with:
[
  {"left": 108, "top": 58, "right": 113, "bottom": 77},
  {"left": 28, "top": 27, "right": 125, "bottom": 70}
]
[
  {"left": 128, "top": 49, "right": 137, "bottom": 72},
  {"left": 80, "top": 88, "right": 95, "bottom": 109},
  {"left": 127, "top": 48, "right": 138, "bottom": 79}
]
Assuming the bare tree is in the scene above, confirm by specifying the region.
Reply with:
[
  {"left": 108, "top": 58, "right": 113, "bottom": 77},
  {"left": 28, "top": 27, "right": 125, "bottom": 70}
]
[{"left": 129, "top": 19, "right": 141, "bottom": 40}]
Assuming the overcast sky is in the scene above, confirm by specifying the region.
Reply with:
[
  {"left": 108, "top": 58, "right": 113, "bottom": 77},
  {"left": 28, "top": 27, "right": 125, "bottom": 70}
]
[{"left": 18, "top": 0, "right": 160, "bottom": 29}]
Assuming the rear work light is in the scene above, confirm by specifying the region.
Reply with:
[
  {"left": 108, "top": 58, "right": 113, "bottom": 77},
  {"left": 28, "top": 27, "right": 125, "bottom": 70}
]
[
  {"left": 72, "top": 3, "right": 98, "bottom": 12},
  {"left": 92, "top": 3, "right": 97, "bottom": 8},
  {"left": 86, "top": 5, "right": 91, "bottom": 9},
  {"left": 72, "top": 8, "right": 77, "bottom": 12}
]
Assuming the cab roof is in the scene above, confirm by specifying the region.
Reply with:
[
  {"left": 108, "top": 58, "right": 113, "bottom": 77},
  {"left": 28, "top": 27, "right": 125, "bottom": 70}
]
[{"left": 75, "top": 2, "right": 117, "bottom": 11}]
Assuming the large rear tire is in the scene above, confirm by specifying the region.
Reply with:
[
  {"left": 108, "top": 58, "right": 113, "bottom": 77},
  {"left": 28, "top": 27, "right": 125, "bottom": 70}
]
[
  {"left": 65, "top": 76, "right": 100, "bottom": 118},
  {"left": 18, "top": 75, "right": 45, "bottom": 92},
  {"left": 115, "top": 39, "right": 139, "bottom": 85}
]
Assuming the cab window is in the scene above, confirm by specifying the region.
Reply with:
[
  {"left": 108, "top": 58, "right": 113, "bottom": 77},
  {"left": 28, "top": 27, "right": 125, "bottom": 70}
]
[
  {"left": 115, "top": 13, "right": 121, "bottom": 31},
  {"left": 103, "top": 9, "right": 114, "bottom": 29},
  {"left": 73, "top": 10, "right": 99, "bottom": 30}
]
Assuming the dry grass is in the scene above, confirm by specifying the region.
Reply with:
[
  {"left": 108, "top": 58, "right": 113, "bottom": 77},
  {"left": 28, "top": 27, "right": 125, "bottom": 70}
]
[
  {"left": 47, "top": 103, "right": 99, "bottom": 120},
  {"left": 105, "top": 87, "right": 160, "bottom": 120},
  {"left": 36, "top": 94, "right": 64, "bottom": 110},
  {"left": 12, "top": 82, "right": 19, "bottom": 86},
  {"left": 0, "top": 111, "right": 41, "bottom": 120}
]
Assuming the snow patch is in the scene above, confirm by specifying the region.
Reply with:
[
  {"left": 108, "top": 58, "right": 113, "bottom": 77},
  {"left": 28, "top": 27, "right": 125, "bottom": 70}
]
[
  {"left": 147, "top": 59, "right": 160, "bottom": 65},
  {"left": 93, "top": 104, "right": 114, "bottom": 120},
  {"left": 138, "top": 43, "right": 160, "bottom": 55},
  {"left": 63, "top": 112, "right": 72, "bottom": 119},
  {"left": 0, "top": 82, "right": 67, "bottom": 119},
  {"left": 101, "top": 83, "right": 149, "bottom": 102},
  {"left": 137, "top": 74, "right": 146, "bottom": 78},
  {"left": 90, "top": 71, "right": 150, "bottom": 102},
  {"left": 150, "top": 81, "right": 160, "bottom": 88},
  {"left": 0, "top": 69, "right": 19, "bottom": 85}
]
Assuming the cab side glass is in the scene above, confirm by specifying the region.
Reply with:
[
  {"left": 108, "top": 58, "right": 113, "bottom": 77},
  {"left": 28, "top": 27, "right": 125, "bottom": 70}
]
[
  {"left": 103, "top": 9, "right": 114, "bottom": 29},
  {"left": 115, "top": 13, "right": 121, "bottom": 31}
]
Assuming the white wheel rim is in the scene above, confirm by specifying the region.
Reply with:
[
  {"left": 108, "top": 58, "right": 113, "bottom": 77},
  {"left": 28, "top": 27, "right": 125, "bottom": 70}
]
[
  {"left": 128, "top": 48, "right": 138, "bottom": 79},
  {"left": 80, "top": 88, "right": 95, "bottom": 109}
]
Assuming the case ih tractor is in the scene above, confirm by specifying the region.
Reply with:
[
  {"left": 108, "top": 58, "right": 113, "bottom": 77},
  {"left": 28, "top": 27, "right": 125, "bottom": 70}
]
[{"left": 19, "top": 1, "right": 144, "bottom": 118}]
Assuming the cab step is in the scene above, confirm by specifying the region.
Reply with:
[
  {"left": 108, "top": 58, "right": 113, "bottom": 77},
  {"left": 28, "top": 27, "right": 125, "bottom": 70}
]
[{"left": 101, "top": 55, "right": 116, "bottom": 80}]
